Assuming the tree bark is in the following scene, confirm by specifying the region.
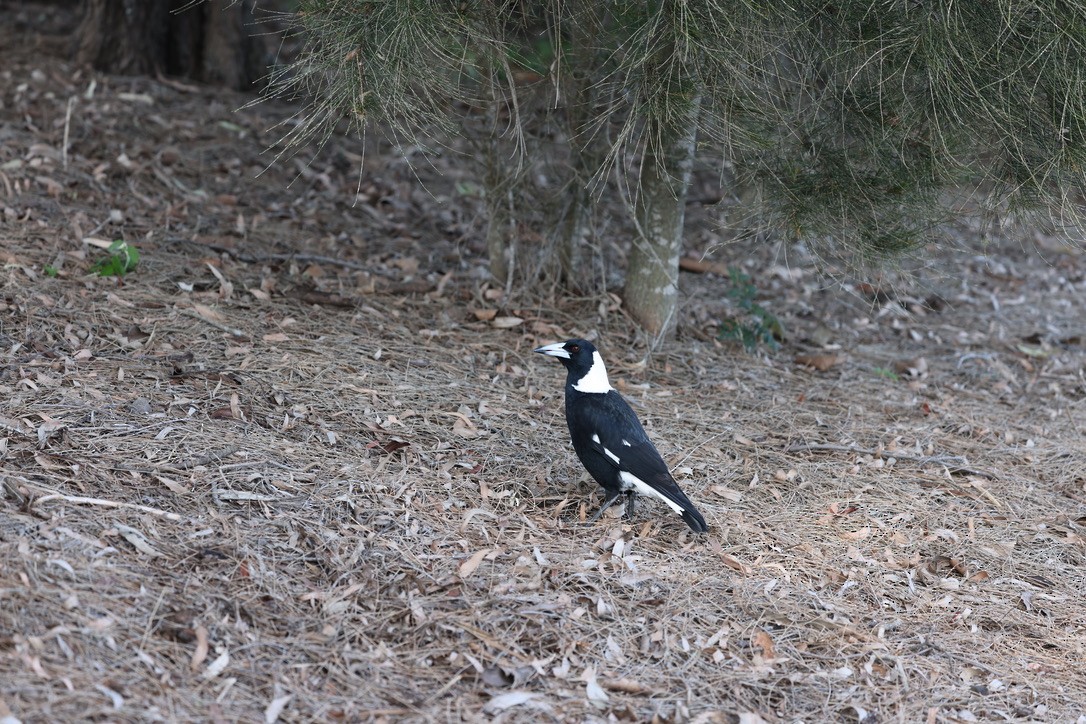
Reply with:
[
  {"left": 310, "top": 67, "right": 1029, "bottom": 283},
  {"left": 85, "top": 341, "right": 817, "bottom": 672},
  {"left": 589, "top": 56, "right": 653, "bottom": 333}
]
[
  {"left": 74, "top": 0, "right": 267, "bottom": 91},
  {"left": 75, "top": 0, "right": 170, "bottom": 76},
  {"left": 624, "top": 93, "right": 702, "bottom": 340}
]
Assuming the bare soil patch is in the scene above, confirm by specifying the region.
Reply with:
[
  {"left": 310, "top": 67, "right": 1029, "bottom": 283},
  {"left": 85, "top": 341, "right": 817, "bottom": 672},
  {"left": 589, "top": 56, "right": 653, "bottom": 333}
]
[{"left": 2, "top": 5, "right": 1085, "bottom": 722}]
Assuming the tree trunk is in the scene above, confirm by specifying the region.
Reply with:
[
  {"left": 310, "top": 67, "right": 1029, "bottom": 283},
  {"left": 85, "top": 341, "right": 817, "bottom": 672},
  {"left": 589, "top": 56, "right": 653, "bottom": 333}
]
[
  {"left": 74, "top": 0, "right": 267, "bottom": 91},
  {"left": 554, "top": 38, "right": 603, "bottom": 287},
  {"left": 74, "top": 0, "right": 170, "bottom": 76},
  {"left": 481, "top": 66, "right": 517, "bottom": 285},
  {"left": 484, "top": 170, "right": 513, "bottom": 285},
  {"left": 625, "top": 94, "right": 702, "bottom": 340},
  {"left": 556, "top": 180, "right": 591, "bottom": 283}
]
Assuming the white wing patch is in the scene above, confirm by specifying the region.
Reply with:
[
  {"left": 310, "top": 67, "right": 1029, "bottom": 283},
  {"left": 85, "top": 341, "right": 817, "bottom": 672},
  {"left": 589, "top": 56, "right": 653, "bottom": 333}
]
[
  {"left": 603, "top": 447, "right": 621, "bottom": 464},
  {"left": 591, "top": 434, "right": 600, "bottom": 444},
  {"left": 619, "top": 471, "right": 684, "bottom": 514},
  {"left": 622, "top": 439, "right": 632, "bottom": 447}
]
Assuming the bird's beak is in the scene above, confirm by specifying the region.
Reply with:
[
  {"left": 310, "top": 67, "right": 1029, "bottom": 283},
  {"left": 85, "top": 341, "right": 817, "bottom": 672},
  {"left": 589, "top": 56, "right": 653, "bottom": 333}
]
[{"left": 533, "top": 342, "right": 570, "bottom": 359}]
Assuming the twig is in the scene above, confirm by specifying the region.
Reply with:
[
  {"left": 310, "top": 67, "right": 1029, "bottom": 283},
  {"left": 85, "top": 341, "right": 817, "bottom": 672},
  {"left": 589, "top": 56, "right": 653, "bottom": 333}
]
[
  {"left": 62, "top": 96, "right": 75, "bottom": 169},
  {"left": 178, "top": 309, "right": 247, "bottom": 338},
  {"left": 32, "top": 493, "right": 184, "bottom": 521},
  {"left": 784, "top": 442, "right": 997, "bottom": 479}
]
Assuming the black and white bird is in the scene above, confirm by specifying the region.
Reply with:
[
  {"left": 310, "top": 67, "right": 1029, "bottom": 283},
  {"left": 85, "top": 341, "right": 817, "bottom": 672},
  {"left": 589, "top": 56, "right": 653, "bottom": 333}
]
[{"left": 534, "top": 339, "right": 709, "bottom": 533}]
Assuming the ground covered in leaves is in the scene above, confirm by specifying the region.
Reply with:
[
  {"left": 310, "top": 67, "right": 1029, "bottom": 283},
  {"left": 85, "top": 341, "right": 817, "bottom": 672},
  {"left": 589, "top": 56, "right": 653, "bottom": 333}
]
[{"left": 2, "top": 5, "right": 1086, "bottom": 723}]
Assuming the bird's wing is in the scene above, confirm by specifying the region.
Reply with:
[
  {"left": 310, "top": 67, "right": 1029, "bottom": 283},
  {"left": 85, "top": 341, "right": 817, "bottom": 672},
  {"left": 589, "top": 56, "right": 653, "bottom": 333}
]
[
  {"left": 574, "top": 392, "right": 650, "bottom": 467},
  {"left": 579, "top": 394, "right": 696, "bottom": 503}
]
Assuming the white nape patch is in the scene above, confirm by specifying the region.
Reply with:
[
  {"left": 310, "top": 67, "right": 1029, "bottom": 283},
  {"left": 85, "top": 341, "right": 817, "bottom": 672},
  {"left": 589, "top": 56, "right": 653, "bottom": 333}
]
[
  {"left": 621, "top": 439, "right": 632, "bottom": 447},
  {"left": 591, "top": 434, "right": 600, "bottom": 444},
  {"left": 619, "top": 471, "right": 683, "bottom": 514},
  {"left": 603, "top": 447, "right": 620, "bottom": 464},
  {"left": 572, "top": 351, "right": 613, "bottom": 393}
]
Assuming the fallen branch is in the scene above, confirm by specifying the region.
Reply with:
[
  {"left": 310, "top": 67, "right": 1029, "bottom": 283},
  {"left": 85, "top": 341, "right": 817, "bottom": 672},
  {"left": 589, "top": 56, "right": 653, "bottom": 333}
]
[{"left": 32, "top": 493, "right": 184, "bottom": 521}]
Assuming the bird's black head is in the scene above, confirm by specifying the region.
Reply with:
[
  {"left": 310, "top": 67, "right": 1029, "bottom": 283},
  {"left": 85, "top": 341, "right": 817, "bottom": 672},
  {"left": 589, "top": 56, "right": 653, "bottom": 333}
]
[{"left": 534, "top": 339, "right": 612, "bottom": 393}]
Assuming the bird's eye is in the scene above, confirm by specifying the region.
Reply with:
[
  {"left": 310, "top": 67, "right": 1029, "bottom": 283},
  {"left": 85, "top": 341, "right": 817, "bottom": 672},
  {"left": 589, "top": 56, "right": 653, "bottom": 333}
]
[{"left": 568, "top": 344, "right": 580, "bottom": 353}]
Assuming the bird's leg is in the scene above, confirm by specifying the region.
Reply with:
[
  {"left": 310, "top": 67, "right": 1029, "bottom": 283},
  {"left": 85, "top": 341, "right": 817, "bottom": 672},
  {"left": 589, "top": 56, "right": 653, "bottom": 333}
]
[
  {"left": 624, "top": 490, "right": 637, "bottom": 517},
  {"left": 587, "top": 491, "right": 623, "bottom": 523}
]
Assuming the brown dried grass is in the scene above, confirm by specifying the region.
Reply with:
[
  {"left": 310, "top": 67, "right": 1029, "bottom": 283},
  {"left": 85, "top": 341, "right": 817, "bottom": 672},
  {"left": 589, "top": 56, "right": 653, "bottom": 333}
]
[{"left": 2, "top": 5, "right": 1086, "bottom": 723}]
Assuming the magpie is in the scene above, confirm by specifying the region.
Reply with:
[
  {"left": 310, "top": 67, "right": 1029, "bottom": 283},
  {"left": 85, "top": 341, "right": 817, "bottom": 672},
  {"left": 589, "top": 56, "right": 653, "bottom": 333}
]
[{"left": 534, "top": 339, "right": 709, "bottom": 533}]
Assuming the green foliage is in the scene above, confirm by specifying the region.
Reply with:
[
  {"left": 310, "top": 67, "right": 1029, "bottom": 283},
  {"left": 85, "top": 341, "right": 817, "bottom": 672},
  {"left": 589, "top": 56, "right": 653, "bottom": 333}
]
[
  {"left": 718, "top": 267, "right": 783, "bottom": 351},
  {"left": 873, "top": 367, "right": 900, "bottom": 382},
  {"left": 43, "top": 265, "right": 58, "bottom": 278},
  {"left": 265, "top": 0, "right": 1086, "bottom": 306},
  {"left": 92, "top": 240, "right": 139, "bottom": 278}
]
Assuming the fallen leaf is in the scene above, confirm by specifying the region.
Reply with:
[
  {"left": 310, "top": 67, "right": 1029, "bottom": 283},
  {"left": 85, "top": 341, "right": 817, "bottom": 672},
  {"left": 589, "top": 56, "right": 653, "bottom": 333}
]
[
  {"left": 959, "top": 665, "right": 987, "bottom": 683},
  {"left": 263, "top": 332, "right": 290, "bottom": 343},
  {"left": 264, "top": 693, "right": 293, "bottom": 724},
  {"left": 583, "top": 667, "right": 609, "bottom": 708},
  {"left": 602, "top": 678, "right": 650, "bottom": 694},
  {"left": 458, "top": 549, "right": 490, "bottom": 578},
  {"left": 203, "top": 649, "right": 230, "bottom": 679},
  {"left": 709, "top": 485, "right": 743, "bottom": 502},
  {"left": 114, "top": 524, "right": 162, "bottom": 557},
  {"left": 751, "top": 629, "right": 775, "bottom": 659},
  {"left": 483, "top": 692, "right": 536, "bottom": 714},
  {"left": 925, "top": 555, "right": 967, "bottom": 577},
  {"left": 118, "top": 91, "right": 154, "bottom": 105},
  {"left": 718, "top": 554, "right": 750, "bottom": 575},
  {"left": 491, "top": 316, "right": 524, "bottom": 328},
  {"left": 366, "top": 439, "right": 410, "bottom": 455},
  {"left": 795, "top": 353, "right": 843, "bottom": 371},
  {"left": 190, "top": 625, "right": 210, "bottom": 670},
  {"left": 481, "top": 664, "right": 513, "bottom": 688},
  {"left": 452, "top": 415, "right": 481, "bottom": 438},
  {"left": 193, "top": 303, "right": 227, "bottom": 324},
  {"left": 738, "top": 713, "right": 771, "bottom": 724},
  {"left": 470, "top": 308, "right": 498, "bottom": 321},
  {"left": 1016, "top": 343, "right": 1049, "bottom": 358},
  {"left": 391, "top": 256, "right": 419, "bottom": 274}
]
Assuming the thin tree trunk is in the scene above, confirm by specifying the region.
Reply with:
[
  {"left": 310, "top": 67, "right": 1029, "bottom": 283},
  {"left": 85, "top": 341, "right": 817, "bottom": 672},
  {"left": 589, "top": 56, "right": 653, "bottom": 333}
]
[
  {"left": 481, "top": 65, "right": 517, "bottom": 285},
  {"left": 625, "top": 93, "right": 702, "bottom": 340},
  {"left": 484, "top": 169, "right": 513, "bottom": 285},
  {"left": 555, "top": 51, "right": 602, "bottom": 286},
  {"left": 555, "top": 153, "right": 595, "bottom": 284}
]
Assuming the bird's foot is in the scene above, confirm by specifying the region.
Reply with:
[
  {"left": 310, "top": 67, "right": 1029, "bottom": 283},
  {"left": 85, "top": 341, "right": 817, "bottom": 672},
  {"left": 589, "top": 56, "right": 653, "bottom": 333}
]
[{"left": 588, "top": 492, "right": 624, "bottom": 524}]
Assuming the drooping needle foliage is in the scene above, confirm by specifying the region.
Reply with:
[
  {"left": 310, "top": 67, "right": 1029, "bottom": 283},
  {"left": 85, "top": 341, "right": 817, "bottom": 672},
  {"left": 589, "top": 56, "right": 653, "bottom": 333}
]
[{"left": 266, "top": 1, "right": 1086, "bottom": 334}]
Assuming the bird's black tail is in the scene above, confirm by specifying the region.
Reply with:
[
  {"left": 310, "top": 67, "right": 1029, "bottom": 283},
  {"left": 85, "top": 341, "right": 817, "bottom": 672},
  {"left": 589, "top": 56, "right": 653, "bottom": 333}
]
[
  {"left": 680, "top": 505, "right": 709, "bottom": 533},
  {"left": 658, "top": 482, "right": 708, "bottom": 533}
]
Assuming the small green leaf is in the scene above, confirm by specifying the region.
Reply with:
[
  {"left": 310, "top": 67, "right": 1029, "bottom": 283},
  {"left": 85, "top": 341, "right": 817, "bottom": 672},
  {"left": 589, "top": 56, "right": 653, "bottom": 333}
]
[
  {"left": 218, "top": 120, "right": 246, "bottom": 134},
  {"left": 92, "top": 240, "right": 140, "bottom": 277},
  {"left": 873, "top": 366, "right": 899, "bottom": 381},
  {"left": 43, "top": 265, "right": 58, "bottom": 278},
  {"left": 1015, "top": 344, "right": 1048, "bottom": 358}
]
